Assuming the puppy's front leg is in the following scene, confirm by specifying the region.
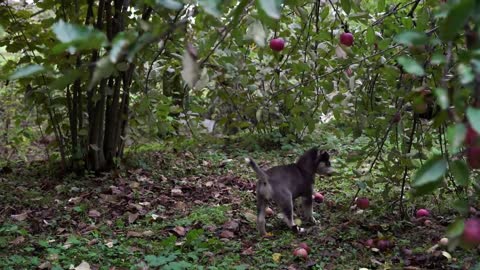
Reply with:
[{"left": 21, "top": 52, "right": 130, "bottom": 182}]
[{"left": 303, "top": 195, "right": 316, "bottom": 224}]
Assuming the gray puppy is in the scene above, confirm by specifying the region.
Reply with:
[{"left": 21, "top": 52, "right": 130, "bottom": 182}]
[{"left": 245, "top": 147, "right": 333, "bottom": 236}]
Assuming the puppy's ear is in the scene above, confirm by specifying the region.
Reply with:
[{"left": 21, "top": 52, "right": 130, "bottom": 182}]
[{"left": 315, "top": 149, "right": 330, "bottom": 163}]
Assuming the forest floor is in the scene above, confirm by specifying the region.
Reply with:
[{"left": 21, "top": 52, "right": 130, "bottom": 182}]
[{"left": 0, "top": 132, "right": 479, "bottom": 270}]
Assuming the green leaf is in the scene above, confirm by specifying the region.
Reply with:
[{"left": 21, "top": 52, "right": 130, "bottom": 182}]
[
  {"left": 394, "top": 31, "right": 428, "bottom": 46},
  {"left": 52, "top": 20, "right": 107, "bottom": 53},
  {"left": 198, "top": 0, "right": 222, "bottom": 17},
  {"left": 453, "top": 198, "right": 469, "bottom": 215},
  {"left": 412, "top": 155, "right": 447, "bottom": 188},
  {"left": 88, "top": 57, "right": 115, "bottom": 90},
  {"left": 0, "top": 25, "right": 5, "bottom": 40},
  {"left": 355, "top": 180, "right": 366, "bottom": 189},
  {"left": 258, "top": 0, "right": 284, "bottom": 19},
  {"left": 433, "top": 87, "right": 448, "bottom": 110},
  {"left": 458, "top": 64, "right": 474, "bottom": 84},
  {"left": 366, "top": 28, "right": 375, "bottom": 44},
  {"left": 439, "top": 0, "right": 475, "bottom": 41},
  {"left": 447, "top": 123, "right": 466, "bottom": 153},
  {"left": 446, "top": 218, "right": 465, "bottom": 238},
  {"left": 320, "top": 6, "right": 329, "bottom": 20},
  {"left": 144, "top": 255, "right": 176, "bottom": 267},
  {"left": 49, "top": 70, "right": 82, "bottom": 90},
  {"left": 431, "top": 53, "right": 446, "bottom": 65},
  {"left": 397, "top": 56, "right": 425, "bottom": 76},
  {"left": 9, "top": 64, "right": 45, "bottom": 80},
  {"left": 466, "top": 107, "right": 480, "bottom": 134},
  {"left": 245, "top": 20, "right": 266, "bottom": 47},
  {"left": 377, "top": 0, "right": 385, "bottom": 12},
  {"left": 155, "top": 0, "right": 183, "bottom": 10},
  {"left": 451, "top": 160, "right": 470, "bottom": 187},
  {"left": 341, "top": 0, "right": 351, "bottom": 15},
  {"left": 110, "top": 35, "right": 130, "bottom": 64}
]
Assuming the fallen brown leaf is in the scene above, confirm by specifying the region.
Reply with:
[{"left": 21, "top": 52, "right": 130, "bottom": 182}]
[
  {"left": 38, "top": 261, "right": 51, "bottom": 269},
  {"left": 172, "top": 226, "right": 186, "bottom": 236},
  {"left": 219, "top": 230, "right": 235, "bottom": 239},
  {"left": 10, "top": 236, "right": 25, "bottom": 245},
  {"left": 142, "top": 230, "right": 154, "bottom": 237},
  {"left": 74, "top": 261, "right": 91, "bottom": 270},
  {"left": 88, "top": 209, "right": 101, "bottom": 218},
  {"left": 11, "top": 212, "right": 28, "bottom": 221},
  {"left": 127, "top": 231, "right": 142, "bottom": 238},
  {"left": 87, "top": 239, "right": 99, "bottom": 246},
  {"left": 171, "top": 187, "right": 183, "bottom": 197},
  {"left": 128, "top": 212, "right": 139, "bottom": 224},
  {"left": 241, "top": 246, "right": 254, "bottom": 255},
  {"left": 222, "top": 220, "right": 240, "bottom": 232}
]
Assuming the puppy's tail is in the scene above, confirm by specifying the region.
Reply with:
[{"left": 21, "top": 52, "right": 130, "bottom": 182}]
[{"left": 245, "top": 157, "right": 269, "bottom": 185}]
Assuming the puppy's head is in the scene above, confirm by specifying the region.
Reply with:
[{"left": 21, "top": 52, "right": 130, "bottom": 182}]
[
  {"left": 297, "top": 147, "right": 334, "bottom": 176},
  {"left": 315, "top": 150, "right": 334, "bottom": 177}
]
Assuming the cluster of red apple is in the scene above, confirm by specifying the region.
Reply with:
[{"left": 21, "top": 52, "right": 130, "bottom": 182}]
[
  {"left": 415, "top": 208, "right": 480, "bottom": 247},
  {"left": 465, "top": 125, "right": 480, "bottom": 169},
  {"left": 269, "top": 31, "right": 354, "bottom": 52},
  {"left": 293, "top": 242, "right": 310, "bottom": 260}
]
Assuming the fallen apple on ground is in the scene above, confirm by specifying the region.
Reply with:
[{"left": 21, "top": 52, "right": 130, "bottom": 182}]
[
  {"left": 356, "top": 197, "right": 369, "bottom": 209},
  {"left": 364, "top": 239, "right": 375, "bottom": 248},
  {"left": 293, "top": 247, "right": 308, "bottom": 259},
  {"left": 298, "top": 242, "right": 311, "bottom": 253},
  {"left": 462, "top": 218, "right": 480, "bottom": 246},
  {"left": 377, "top": 240, "right": 391, "bottom": 251},
  {"left": 313, "top": 192, "right": 324, "bottom": 203},
  {"left": 416, "top": 208, "right": 430, "bottom": 218}
]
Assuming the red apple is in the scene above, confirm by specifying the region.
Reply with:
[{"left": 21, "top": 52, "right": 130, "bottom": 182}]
[
  {"left": 467, "top": 147, "right": 480, "bottom": 169},
  {"left": 298, "top": 242, "right": 311, "bottom": 253},
  {"left": 313, "top": 192, "right": 324, "bottom": 203},
  {"left": 392, "top": 112, "right": 401, "bottom": 123},
  {"left": 340, "top": 32, "right": 354, "bottom": 46},
  {"left": 462, "top": 218, "right": 480, "bottom": 246},
  {"left": 356, "top": 197, "right": 369, "bottom": 209},
  {"left": 345, "top": 68, "right": 353, "bottom": 77},
  {"left": 293, "top": 247, "right": 308, "bottom": 259},
  {"left": 377, "top": 240, "right": 390, "bottom": 251},
  {"left": 466, "top": 126, "right": 479, "bottom": 146},
  {"left": 269, "top": 38, "right": 285, "bottom": 51},
  {"left": 415, "top": 208, "right": 430, "bottom": 218},
  {"left": 364, "top": 239, "right": 375, "bottom": 248},
  {"left": 401, "top": 248, "right": 412, "bottom": 256},
  {"left": 265, "top": 207, "right": 274, "bottom": 217}
]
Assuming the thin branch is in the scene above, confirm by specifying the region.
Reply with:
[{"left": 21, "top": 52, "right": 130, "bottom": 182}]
[
  {"left": 399, "top": 116, "right": 417, "bottom": 217},
  {"left": 144, "top": 9, "right": 183, "bottom": 93},
  {"left": 407, "top": 0, "right": 422, "bottom": 18},
  {"left": 327, "top": 0, "right": 344, "bottom": 26}
]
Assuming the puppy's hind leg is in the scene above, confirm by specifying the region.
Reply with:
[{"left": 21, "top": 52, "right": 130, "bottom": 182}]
[
  {"left": 256, "top": 196, "right": 268, "bottom": 236},
  {"left": 278, "top": 194, "right": 304, "bottom": 233}
]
